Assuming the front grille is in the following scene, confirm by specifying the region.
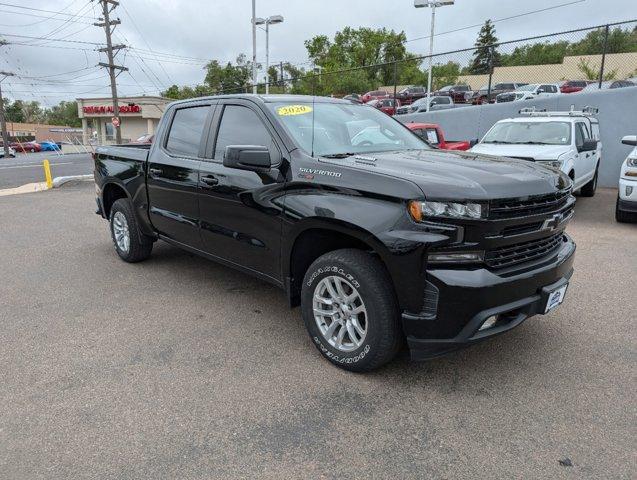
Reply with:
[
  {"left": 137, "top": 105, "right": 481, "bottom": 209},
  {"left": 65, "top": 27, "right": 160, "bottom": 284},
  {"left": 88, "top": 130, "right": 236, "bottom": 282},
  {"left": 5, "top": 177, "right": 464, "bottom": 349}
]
[
  {"left": 485, "top": 232, "right": 564, "bottom": 269},
  {"left": 489, "top": 190, "right": 570, "bottom": 219},
  {"left": 497, "top": 94, "right": 516, "bottom": 102}
]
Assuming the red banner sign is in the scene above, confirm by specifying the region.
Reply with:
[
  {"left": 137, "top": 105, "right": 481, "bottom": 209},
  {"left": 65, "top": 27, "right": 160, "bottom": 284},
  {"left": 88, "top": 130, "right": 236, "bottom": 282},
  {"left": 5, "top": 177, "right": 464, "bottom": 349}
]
[{"left": 83, "top": 104, "right": 141, "bottom": 114}]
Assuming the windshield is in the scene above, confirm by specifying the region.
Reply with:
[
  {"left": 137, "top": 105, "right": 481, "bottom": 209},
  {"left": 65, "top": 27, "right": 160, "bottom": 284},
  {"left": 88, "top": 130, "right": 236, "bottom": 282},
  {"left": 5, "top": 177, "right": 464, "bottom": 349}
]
[
  {"left": 515, "top": 84, "right": 537, "bottom": 92},
  {"left": 267, "top": 101, "right": 429, "bottom": 157},
  {"left": 482, "top": 121, "right": 572, "bottom": 145}
]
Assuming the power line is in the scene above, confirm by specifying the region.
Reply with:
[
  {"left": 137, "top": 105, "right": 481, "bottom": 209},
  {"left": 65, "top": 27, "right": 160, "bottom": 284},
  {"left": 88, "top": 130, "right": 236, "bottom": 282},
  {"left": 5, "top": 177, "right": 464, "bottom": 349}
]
[
  {"left": 0, "top": 32, "right": 102, "bottom": 45},
  {"left": 403, "top": 0, "right": 587, "bottom": 44},
  {"left": 119, "top": 1, "right": 173, "bottom": 85},
  {"left": 0, "top": 2, "right": 98, "bottom": 20}
]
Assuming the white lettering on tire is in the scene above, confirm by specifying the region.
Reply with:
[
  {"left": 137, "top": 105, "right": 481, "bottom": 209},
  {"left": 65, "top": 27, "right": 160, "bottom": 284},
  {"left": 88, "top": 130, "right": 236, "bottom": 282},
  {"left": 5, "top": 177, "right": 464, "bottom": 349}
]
[
  {"left": 313, "top": 336, "right": 370, "bottom": 364},
  {"left": 306, "top": 265, "right": 360, "bottom": 289}
]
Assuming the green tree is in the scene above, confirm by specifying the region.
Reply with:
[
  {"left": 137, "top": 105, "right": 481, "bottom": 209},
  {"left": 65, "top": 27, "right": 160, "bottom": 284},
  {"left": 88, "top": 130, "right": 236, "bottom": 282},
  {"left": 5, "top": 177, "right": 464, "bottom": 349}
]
[
  {"left": 468, "top": 20, "right": 501, "bottom": 74},
  {"left": 569, "top": 26, "right": 637, "bottom": 56},
  {"left": 304, "top": 27, "right": 413, "bottom": 94},
  {"left": 44, "top": 101, "right": 81, "bottom": 127},
  {"left": 204, "top": 54, "right": 253, "bottom": 93},
  {"left": 5, "top": 99, "right": 25, "bottom": 123},
  {"left": 501, "top": 41, "right": 570, "bottom": 66},
  {"left": 576, "top": 58, "right": 617, "bottom": 81}
]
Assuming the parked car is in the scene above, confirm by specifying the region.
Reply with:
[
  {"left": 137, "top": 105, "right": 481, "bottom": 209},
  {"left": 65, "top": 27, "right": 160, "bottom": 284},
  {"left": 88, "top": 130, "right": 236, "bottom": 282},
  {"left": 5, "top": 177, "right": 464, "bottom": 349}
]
[
  {"left": 433, "top": 84, "right": 471, "bottom": 103},
  {"left": 496, "top": 83, "right": 561, "bottom": 103},
  {"left": 470, "top": 107, "right": 601, "bottom": 196},
  {"left": 616, "top": 135, "right": 637, "bottom": 223},
  {"left": 93, "top": 94, "right": 575, "bottom": 371},
  {"left": 581, "top": 80, "right": 636, "bottom": 92},
  {"left": 342, "top": 94, "right": 363, "bottom": 103},
  {"left": 465, "top": 82, "right": 528, "bottom": 104},
  {"left": 395, "top": 85, "right": 427, "bottom": 105},
  {"left": 394, "top": 96, "right": 454, "bottom": 115},
  {"left": 405, "top": 122, "right": 472, "bottom": 151},
  {"left": 368, "top": 98, "right": 401, "bottom": 116},
  {"left": 10, "top": 141, "right": 41, "bottom": 153},
  {"left": 0, "top": 146, "right": 16, "bottom": 157},
  {"left": 560, "top": 80, "right": 595, "bottom": 94},
  {"left": 361, "top": 90, "right": 390, "bottom": 103},
  {"left": 130, "top": 134, "right": 155, "bottom": 144},
  {"left": 39, "top": 140, "right": 61, "bottom": 151}
]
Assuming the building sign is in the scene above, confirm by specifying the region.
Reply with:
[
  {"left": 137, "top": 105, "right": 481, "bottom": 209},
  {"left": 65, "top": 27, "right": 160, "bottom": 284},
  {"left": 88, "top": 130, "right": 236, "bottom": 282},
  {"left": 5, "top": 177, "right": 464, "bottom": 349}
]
[
  {"left": 49, "top": 128, "right": 83, "bottom": 133},
  {"left": 83, "top": 104, "right": 142, "bottom": 114}
]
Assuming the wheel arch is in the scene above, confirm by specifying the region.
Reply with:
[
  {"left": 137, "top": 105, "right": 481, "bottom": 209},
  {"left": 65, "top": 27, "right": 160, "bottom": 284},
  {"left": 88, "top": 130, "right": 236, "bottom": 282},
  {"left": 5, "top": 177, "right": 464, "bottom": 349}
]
[
  {"left": 284, "top": 219, "right": 396, "bottom": 308},
  {"left": 101, "top": 181, "right": 130, "bottom": 219}
]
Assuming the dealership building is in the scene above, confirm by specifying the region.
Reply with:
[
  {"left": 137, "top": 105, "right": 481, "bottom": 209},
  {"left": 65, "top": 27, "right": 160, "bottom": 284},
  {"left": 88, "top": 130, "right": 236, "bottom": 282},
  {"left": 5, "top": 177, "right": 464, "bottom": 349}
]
[{"left": 76, "top": 95, "right": 172, "bottom": 144}]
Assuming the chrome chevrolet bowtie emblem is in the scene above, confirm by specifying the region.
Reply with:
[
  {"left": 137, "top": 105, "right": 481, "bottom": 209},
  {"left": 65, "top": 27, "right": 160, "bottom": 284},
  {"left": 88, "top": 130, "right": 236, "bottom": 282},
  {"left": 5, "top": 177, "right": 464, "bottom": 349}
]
[{"left": 542, "top": 213, "right": 564, "bottom": 232}]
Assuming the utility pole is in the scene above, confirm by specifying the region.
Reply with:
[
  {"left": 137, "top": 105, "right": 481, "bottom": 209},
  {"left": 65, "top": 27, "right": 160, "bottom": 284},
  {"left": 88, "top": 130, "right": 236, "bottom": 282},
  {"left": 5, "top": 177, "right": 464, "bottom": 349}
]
[
  {"left": 0, "top": 71, "right": 15, "bottom": 159},
  {"left": 94, "top": 0, "right": 127, "bottom": 144}
]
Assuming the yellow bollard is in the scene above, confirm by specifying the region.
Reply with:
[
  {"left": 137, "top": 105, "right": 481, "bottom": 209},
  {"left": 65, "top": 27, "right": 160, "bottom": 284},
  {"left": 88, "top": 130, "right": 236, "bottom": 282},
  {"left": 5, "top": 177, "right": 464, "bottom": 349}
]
[{"left": 43, "top": 159, "right": 53, "bottom": 189}]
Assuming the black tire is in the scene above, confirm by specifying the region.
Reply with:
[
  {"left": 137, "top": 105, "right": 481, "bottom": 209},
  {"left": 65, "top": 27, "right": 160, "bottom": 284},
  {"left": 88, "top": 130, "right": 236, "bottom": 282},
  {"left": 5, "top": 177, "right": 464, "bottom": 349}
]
[
  {"left": 109, "top": 198, "right": 153, "bottom": 262},
  {"left": 580, "top": 165, "right": 599, "bottom": 197},
  {"left": 616, "top": 195, "right": 637, "bottom": 223},
  {"left": 301, "top": 249, "right": 402, "bottom": 372}
]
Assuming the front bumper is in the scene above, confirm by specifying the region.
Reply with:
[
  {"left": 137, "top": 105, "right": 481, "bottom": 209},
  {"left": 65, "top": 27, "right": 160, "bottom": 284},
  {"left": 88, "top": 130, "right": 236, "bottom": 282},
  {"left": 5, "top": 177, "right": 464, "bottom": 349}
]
[
  {"left": 403, "top": 234, "right": 576, "bottom": 360},
  {"left": 618, "top": 177, "right": 637, "bottom": 205}
]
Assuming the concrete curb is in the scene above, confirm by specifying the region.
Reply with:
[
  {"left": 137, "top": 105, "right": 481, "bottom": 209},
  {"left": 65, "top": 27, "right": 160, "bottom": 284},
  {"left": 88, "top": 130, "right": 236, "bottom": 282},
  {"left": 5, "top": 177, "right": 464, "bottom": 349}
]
[
  {"left": 0, "top": 182, "right": 48, "bottom": 197},
  {"left": 52, "top": 174, "right": 94, "bottom": 188}
]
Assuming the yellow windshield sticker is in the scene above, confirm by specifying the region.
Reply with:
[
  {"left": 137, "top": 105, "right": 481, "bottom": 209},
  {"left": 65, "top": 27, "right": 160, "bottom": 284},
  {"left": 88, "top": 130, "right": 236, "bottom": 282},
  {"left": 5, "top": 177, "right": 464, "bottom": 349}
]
[{"left": 277, "top": 105, "right": 313, "bottom": 116}]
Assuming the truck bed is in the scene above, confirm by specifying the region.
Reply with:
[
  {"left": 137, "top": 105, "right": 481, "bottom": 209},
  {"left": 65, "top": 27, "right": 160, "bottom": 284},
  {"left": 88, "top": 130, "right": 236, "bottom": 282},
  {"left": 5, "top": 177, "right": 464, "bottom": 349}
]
[{"left": 95, "top": 145, "right": 150, "bottom": 162}]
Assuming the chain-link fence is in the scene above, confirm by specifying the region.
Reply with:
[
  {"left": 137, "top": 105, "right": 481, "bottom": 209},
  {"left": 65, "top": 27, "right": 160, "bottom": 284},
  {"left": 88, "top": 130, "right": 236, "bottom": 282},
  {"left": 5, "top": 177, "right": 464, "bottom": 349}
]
[{"left": 223, "top": 20, "right": 637, "bottom": 106}]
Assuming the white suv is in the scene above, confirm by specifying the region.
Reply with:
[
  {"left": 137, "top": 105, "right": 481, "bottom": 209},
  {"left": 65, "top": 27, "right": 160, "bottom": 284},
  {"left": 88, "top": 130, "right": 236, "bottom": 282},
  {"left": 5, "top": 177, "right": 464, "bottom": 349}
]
[
  {"left": 496, "top": 83, "right": 561, "bottom": 103},
  {"left": 616, "top": 135, "right": 637, "bottom": 222},
  {"left": 470, "top": 108, "right": 601, "bottom": 196}
]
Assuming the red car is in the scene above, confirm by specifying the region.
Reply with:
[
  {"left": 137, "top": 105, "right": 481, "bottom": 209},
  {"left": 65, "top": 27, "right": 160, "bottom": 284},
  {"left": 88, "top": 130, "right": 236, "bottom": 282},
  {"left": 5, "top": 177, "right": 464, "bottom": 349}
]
[
  {"left": 406, "top": 122, "right": 471, "bottom": 151},
  {"left": 368, "top": 98, "right": 401, "bottom": 116},
  {"left": 361, "top": 90, "right": 390, "bottom": 103},
  {"left": 560, "top": 80, "right": 595, "bottom": 93},
  {"left": 10, "top": 141, "right": 41, "bottom": 153}
]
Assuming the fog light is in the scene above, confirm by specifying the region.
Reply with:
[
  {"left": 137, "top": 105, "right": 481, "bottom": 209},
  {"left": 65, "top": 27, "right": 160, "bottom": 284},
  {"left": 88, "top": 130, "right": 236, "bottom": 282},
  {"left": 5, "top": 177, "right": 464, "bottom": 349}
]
[
  {"left": 627, "top": 186, "right": 634, "bottom": 196},
  {"left": 479, "top": 315, "right": 498, "bottom": 331}
]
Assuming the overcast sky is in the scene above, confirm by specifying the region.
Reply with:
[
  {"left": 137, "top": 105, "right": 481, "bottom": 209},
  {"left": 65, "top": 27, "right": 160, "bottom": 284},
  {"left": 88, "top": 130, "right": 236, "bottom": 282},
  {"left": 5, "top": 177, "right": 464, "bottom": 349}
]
[{"left": 0, "top": 0, "right": 634, "bottom": 105}]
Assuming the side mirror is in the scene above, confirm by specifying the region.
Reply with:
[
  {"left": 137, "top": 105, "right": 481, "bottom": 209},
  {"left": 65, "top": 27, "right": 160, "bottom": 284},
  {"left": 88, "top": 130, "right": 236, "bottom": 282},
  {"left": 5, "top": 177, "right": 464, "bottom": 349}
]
[
  {"left": 470, "top": 138, "right": 479, "bottom": 147},
  {"left": 578, "top": 139, "right": 598, "bottom": 152},
  {"left": 622, "top": 135, "right": 637, "bottom": 146},
  {"left": 223, "top": 145, "right": 271, "bottom": 171}
]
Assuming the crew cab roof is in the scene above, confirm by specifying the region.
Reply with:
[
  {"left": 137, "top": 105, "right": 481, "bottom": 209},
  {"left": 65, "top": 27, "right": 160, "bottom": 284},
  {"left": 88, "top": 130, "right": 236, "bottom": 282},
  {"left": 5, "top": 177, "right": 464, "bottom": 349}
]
[
  {"left": 167, "top": 94, "right": 351, "bottom": 108},
  {"left": 497, "top": 116, "right": 597, "bottom": 123}
]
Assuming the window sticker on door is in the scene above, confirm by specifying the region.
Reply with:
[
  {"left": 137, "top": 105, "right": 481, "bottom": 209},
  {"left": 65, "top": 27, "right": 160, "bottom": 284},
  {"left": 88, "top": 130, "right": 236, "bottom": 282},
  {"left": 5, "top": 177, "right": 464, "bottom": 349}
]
[{"left": 277, "top": 105, "right": 313, "bottom": 116}]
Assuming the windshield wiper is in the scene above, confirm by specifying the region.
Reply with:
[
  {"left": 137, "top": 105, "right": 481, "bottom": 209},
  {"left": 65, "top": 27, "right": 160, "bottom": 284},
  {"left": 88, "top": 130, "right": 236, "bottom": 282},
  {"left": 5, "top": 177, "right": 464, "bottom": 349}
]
[
  {"left": 321, "top": 152, "right": 357, "bottom": 159},
  {"left": 483, "top": 140, "right": 513, "bottom": 144},
  {"left": 511, "top": 141, "right": 553, "bottom": 145}
]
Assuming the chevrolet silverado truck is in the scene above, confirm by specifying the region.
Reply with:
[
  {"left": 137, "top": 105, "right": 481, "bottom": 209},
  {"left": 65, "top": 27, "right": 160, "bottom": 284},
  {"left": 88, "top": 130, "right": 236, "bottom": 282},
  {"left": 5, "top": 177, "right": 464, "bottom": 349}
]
[{"left": 94, "top": 94, "right": 576, "bottom": 372}]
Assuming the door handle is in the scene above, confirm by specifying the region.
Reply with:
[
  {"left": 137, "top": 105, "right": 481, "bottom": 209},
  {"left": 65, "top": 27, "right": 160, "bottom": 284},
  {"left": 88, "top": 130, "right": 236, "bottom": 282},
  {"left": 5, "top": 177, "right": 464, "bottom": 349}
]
[
  {"left": 149, "top": 167, "right": 162, "bottom": 176},
  {"left": 200, "top": 175, "right": 219, "bottom": 186}
]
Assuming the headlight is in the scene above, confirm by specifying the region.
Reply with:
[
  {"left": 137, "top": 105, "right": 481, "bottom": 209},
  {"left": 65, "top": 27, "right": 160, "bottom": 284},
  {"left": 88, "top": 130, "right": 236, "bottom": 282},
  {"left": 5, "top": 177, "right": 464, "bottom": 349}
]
[
  {"left": 428, "top": 251, "right": 484, "bottom": 264},
  {"left": 627, "top": 158, "right": 637, "bottom": 167},
  {"left": 538, "top": 159, "right": 563, "bottom": 169},
  {"left": 408, "top": 200, "right": 487, "bottom": 221}
]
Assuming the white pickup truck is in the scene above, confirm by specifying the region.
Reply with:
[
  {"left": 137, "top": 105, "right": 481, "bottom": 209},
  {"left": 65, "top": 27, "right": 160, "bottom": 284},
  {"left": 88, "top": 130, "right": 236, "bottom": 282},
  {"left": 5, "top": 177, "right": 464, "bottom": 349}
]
[
  {"left": 470, "top": 108, "right": 601, "bottom": 196},
  {"left": 616, "top": 135, "right": 637, "bottom": 222}
]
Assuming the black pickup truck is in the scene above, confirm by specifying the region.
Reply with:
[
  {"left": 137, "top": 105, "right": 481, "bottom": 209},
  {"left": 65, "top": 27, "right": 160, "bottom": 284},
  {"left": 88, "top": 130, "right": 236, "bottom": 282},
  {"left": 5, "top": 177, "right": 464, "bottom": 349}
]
[{"left": 94, "top": 94, "right": 576, "bottom": 372}]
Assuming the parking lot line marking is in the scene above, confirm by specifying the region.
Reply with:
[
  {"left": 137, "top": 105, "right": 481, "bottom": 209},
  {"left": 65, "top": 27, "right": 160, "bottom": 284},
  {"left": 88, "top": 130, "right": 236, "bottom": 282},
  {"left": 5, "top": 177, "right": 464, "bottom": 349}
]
[{"left": 0, "top": 162, "right": 73, "bottom": 170}]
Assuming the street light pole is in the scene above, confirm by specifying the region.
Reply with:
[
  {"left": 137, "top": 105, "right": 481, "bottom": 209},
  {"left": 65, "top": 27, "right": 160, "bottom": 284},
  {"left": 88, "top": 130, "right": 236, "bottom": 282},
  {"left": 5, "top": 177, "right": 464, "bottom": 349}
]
[
  {"left": 255, "top": 15, "right": 284, "bottom": 95},
  {"left": 265, "top": 21, "right": 270, "bottom": 94},
  {"left": 251, "top": 0, "right": 257, "bottom": 94},
  {"left": 414, "top": 1, "right": 454, "bottom": 112}
]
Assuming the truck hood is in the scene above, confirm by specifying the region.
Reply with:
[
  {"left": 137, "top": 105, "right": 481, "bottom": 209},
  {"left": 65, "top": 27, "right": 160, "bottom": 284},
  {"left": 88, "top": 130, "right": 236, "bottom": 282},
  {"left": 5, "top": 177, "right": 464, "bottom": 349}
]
[
  {"left": 470, "top": 143, "right": 570, "bottom": 160},
  {"left": 320, "top": 149, "right": 569, "bottom": 200}
]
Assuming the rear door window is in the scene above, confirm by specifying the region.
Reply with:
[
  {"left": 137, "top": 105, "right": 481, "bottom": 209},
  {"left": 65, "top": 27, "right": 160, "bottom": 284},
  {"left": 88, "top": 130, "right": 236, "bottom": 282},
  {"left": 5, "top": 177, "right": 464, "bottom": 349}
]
[{"left": 165, "top": 106, "right": 210, "bottom": 157}]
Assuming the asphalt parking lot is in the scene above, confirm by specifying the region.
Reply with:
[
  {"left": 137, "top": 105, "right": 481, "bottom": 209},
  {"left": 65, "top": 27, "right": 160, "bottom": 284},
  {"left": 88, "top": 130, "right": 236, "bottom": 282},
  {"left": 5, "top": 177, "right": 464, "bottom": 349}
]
[
  {"left": 0, "top": 152, "right": 93, "bottom": 189},
  {"left": 1, "top": 183, "right": 635, "bottom": 479}
]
